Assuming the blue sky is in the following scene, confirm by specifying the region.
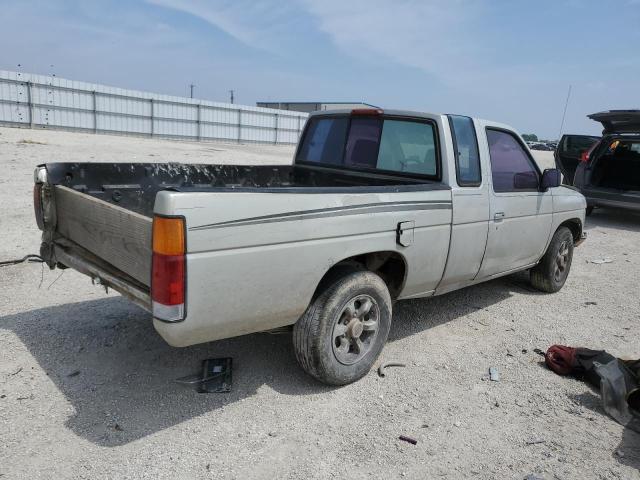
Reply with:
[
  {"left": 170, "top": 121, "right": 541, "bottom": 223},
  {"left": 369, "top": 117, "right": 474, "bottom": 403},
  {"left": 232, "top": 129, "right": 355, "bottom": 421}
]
[{"left": 2, "top": 0, "right": 639, "bottom": 138}]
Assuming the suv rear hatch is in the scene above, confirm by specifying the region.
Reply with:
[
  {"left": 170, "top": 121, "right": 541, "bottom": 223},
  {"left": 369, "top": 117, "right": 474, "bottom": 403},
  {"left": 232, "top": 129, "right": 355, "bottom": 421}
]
[
  {"left": 588, "top": 110, "right": 640, "bottom": 134},
  {"left": 578, "top": 110, "right": 640, "bottom": 211}
]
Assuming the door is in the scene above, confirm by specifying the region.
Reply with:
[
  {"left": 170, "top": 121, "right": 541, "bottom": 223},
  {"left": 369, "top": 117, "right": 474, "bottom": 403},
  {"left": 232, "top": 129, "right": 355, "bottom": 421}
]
[
  {"left": 555, "top": 134, "right": 600, "bottom": 184},
  {"left": 436, "top": 115, "right": 489, "bottom": 293},
  {"left": 478, "top": 128, "right": 553, "bottom": 279}
]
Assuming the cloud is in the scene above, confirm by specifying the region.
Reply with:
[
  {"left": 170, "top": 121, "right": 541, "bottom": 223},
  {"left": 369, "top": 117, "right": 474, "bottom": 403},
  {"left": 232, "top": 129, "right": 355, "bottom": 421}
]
[
  {"left": 146, "top": 0, "right": 302, "bottom": 52},
  {"left": 300, "top": 0, "right": 483, "bottom": 79}
]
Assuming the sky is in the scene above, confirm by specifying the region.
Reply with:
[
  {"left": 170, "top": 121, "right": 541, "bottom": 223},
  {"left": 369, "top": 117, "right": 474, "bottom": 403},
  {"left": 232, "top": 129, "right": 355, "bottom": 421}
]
[{"left": 2, "top": 0, "right": 639, "bottom": 139}]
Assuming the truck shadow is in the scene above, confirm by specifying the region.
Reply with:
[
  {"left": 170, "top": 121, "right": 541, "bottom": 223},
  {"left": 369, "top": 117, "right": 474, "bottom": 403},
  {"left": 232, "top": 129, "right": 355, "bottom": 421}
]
[{"left": 1, "top": 278, "right": 515, "bottom": 447}]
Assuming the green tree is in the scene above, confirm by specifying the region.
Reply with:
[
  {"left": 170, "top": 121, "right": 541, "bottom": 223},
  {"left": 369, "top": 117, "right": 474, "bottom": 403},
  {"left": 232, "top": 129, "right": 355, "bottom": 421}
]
[{"left": 522, "top": 133, "right": 538, "bottom": 142}]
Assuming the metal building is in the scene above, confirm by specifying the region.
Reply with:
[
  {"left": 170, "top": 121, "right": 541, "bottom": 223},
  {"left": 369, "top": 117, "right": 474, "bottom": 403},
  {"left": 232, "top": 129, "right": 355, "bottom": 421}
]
[{"left": 0, "top": 70, "right": 308, "bottom": 145}]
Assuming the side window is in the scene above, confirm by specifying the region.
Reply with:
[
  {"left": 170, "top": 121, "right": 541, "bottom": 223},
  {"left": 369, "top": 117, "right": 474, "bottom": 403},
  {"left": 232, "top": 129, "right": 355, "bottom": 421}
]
[
  {"left": 486, "top": 129, "right": 539, "bottom": 193},
  {"left": 448, "top": 115, "right": 481, "bottom": 186},
  {"left": 561, "top": 135, "right": 599, "bottom": 159}
]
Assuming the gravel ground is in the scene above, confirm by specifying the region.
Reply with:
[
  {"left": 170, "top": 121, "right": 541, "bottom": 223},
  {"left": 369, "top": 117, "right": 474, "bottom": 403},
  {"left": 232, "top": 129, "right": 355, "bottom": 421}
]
[{"left": 0, "top": 126, "right": 638, "bottom": 480}]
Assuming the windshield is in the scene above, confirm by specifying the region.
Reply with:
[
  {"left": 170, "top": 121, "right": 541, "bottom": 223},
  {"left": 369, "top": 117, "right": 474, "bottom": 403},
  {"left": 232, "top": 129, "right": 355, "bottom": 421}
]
[{"left": 296, "top": 115, "right": 439, "bottom": 178}]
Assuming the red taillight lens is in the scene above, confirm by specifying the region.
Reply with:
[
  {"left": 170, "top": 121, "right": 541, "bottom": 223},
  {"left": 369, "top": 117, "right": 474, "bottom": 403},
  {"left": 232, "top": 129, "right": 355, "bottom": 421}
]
[
  {"left": 580, "top": 142, "right": 599, "bottom": 163},
  {"left": 152, "top": 253, "right": 185, "bottom": 305},
  {"left": 33, "top": 184, "right": 44, "bottom": 230},
  {"left": 152, "top": 216, "right": 186, "bottom": 322}
]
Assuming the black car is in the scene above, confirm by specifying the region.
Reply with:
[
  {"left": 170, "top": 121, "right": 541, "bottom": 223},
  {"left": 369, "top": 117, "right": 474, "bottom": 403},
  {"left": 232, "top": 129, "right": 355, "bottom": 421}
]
[{"left": 555, "top": 110, "right": 640, "bottom": 215}]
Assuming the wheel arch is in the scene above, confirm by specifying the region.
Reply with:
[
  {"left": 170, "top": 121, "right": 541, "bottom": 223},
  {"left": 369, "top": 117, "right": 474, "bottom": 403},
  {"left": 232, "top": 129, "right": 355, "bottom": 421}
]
[
  {"left": 558, "top": 218, "right": 583, "bottom": 243},
  {"left": 313, "top": 251, "right": 408, "bottom": 301}
]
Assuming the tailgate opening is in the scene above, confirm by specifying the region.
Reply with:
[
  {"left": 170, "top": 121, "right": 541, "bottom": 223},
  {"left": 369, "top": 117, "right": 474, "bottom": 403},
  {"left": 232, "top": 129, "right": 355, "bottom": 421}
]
[{"left": 590, "top": 138, "right": 640, "bottom": 192}]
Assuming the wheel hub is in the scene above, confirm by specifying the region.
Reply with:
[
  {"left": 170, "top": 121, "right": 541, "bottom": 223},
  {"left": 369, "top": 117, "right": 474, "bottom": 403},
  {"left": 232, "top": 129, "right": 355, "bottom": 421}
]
[
  {"left": 331, "top": 294, "right": 380, "bottom": 365},
  {"left": 347, "top": 318, "right": 364, "bottom": 338},
  {"left": 554, "top": 240, "right": 570, "bottom": 282}
]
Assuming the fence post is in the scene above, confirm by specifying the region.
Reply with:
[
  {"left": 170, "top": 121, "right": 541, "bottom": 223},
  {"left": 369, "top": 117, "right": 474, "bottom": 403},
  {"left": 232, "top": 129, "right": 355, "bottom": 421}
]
[
  {"left": 26, "top": 81, "right": 34, "bottom": 128},
  {"left": 150, "top": 98, "right": 154, "bottom": 137},
  {"left": 237, "top": 108, "right": 242, "bottom": 144},
  {"left": 274, "top": 113, "right": 279, "bottom": 145},
  {"left": 197, "top": 104, "right": 201, "bottom": 141},
  {"left": 92, "top": 91, "right": 97, "bottom": 134}
]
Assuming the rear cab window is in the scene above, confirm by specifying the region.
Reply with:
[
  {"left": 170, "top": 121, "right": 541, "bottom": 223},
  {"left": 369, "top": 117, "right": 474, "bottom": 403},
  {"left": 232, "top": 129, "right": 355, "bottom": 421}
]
[{"left": 296, "top": 114, "right": 440, "bottom": 179}]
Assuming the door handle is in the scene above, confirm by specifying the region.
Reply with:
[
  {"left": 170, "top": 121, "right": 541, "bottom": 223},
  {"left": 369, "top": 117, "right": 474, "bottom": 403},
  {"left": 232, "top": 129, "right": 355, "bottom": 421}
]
[{"left": 494, "top": 212, "right": 505, "bottom": 220}]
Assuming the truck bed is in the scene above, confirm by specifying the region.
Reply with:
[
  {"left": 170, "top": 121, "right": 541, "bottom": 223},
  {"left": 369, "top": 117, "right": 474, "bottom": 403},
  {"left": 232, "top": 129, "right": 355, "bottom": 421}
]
[
  {"left": 41, "top": 162, "right": 446, "bottom": 291},
  {"left": 45, "top": 162, "right": 432, "bottom": 217}
]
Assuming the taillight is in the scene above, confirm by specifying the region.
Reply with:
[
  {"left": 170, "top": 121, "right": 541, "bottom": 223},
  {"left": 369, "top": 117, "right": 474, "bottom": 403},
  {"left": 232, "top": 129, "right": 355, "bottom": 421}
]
[
  {"left": 580, "top": 142, "right": 598, "bottom": 163},
  {"left": 152, "top": 215, "right": 186, "bottom": 322},
  {"left": 33, "top": 183, "right": 44, "bottom": 230}
]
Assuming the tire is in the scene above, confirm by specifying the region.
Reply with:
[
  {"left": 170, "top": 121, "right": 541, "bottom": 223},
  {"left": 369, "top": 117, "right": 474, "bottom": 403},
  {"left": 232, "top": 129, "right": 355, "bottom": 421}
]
[
  {"left": 530, "top": 227, "right": 574, "bottom": 293},
  {"left": 586, "top": 206, "right": 594, "bottom": 216},
  {"left": 293, "top": 271, "right": 392, "bottom": 385}
]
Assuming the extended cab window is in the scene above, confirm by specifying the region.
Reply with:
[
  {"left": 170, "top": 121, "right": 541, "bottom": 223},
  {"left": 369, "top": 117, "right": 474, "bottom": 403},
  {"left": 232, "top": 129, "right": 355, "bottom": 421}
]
[
  {"left": 448, "top": 115, "right": 481, "bottom": 186},
  {"left": 487, "top": 128, "right": 539, "bottom": 192},
  {"left": 297, "top": 116, "right": 438, "bottom": 178}
]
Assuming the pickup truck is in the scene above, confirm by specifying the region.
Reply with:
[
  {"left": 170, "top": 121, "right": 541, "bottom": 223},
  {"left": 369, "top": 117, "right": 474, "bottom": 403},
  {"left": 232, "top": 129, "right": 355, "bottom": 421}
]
[{"left": 33, "top": 109, "right": 587, "bottom": 385}]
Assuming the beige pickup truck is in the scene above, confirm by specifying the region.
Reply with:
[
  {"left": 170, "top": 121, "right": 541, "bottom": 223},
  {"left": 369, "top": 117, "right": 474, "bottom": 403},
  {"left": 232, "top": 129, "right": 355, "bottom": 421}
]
[{"left": 34, "top": 108, "right": 586, "bottom": 385}]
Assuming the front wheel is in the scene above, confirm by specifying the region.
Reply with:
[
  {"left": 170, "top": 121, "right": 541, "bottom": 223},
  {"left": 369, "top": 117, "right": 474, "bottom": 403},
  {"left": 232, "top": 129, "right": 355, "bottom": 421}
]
[
  {"left": 293, "top": 271, "right": 392, "bottom": 385},
  {"left": 530, "top": 227, "right": 574, "bottom": 293}
]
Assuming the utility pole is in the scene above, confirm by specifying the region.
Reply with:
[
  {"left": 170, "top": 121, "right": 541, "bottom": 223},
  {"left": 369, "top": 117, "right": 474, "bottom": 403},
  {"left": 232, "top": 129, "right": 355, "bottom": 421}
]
[
  {"left": 189, "top": 84, "right": 195, "bottom": 99},
  {"left": 229, "top": 89, "right": 234, "bottom": 104}
]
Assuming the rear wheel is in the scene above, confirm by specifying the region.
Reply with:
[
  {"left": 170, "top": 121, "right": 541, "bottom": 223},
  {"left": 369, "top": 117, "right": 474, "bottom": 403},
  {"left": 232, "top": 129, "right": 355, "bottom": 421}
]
[
  {"left": 293, "top": 271, "right": 392, "bottom": 385},
  {"left": 530, "top": 227, "right": 574, "bottom": 293}
]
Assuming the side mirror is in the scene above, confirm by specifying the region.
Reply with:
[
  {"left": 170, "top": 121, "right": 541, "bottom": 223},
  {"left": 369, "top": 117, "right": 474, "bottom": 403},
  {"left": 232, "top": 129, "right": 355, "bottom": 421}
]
[
  {"left": 541, "top": 168, "right": 561, "bottom": 190},
  {"left": 513, "top": 171, "right": 539, "bottom": 190}
]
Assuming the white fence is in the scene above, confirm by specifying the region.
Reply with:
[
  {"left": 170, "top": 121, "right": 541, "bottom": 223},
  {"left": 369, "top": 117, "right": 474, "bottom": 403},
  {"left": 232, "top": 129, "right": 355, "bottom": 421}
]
[{"left": 0, "top": 70, "right": 308, "bottom": 145}]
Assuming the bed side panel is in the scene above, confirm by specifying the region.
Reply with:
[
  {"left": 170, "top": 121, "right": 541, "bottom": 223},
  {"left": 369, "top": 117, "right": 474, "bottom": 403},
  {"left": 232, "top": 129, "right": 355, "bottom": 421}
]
[{"left": 153, "top": 188, "right": 452, "bottom": 346}]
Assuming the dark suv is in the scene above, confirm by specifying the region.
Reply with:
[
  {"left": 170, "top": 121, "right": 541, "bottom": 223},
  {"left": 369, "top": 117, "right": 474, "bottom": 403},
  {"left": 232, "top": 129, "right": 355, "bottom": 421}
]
[{"left": 556, "top": 110, "right": 640, "bottom": 215}]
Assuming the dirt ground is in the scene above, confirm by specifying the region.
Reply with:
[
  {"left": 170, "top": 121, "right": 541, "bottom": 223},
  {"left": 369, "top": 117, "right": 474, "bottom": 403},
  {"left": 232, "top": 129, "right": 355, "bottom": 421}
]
[{"left": 0, "top": 126, "right": 638, "bottom": 480}]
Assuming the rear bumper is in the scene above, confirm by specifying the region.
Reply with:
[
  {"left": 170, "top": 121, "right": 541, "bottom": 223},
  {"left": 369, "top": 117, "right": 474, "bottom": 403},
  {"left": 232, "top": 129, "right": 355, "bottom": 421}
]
[
  {"left": 51, "top": 238, "right": 151, "bottom": 313},
  {"left": 584, "top": 192, "right": 640, "bottom": 212},
  {"left": 580, "top": 184, "right": 640, "bottom": 211}
]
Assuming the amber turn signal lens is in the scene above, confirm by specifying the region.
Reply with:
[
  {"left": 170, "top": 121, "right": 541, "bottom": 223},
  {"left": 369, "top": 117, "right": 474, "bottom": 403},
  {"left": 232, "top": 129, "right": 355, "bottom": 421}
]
[{"left": 153, "top": 216, "right": 185, "bottom": 255}]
